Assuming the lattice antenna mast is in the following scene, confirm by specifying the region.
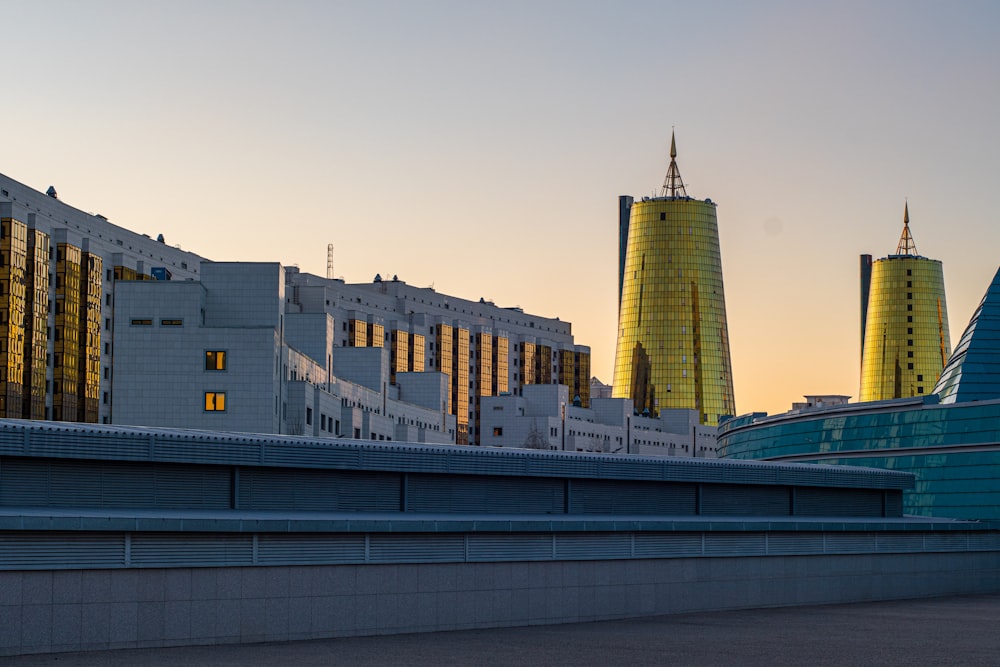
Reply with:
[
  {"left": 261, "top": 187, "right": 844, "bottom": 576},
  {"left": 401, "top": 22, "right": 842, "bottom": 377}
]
[
  {"left": 895, "top": 201, "right": 918, "bottom": 255},
  {"left": 326, "top": 244, "right": 335, "bottom": 279},
  {"left": 660, "top": 129, "right": 688, "bottom": 198}
]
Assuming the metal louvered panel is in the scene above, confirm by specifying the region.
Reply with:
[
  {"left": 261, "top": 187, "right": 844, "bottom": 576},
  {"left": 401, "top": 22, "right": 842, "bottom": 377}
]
[
  {"left": 884, "top": 493, "right": 903, "bottom": 517},
  {"left": 155, "top": 440, "right": 259, "bottom": 465},
  {"left": 923, "top": 533, "right": 969, "bottom": 552},
  {"left": 701, "top": 484, "right": 791, "bottom": 517},
  {"left": 406, "top": 474, "right": 563, "bottom": 514},
  {"left": 569, "top": 480, "right": 696, "bottom": 516},
  {"left": 0, "top": 533, "right": 124, "bottom": 569},
  {"left": 129, "top": 534, "right": 253, "bottom": 566},
  {"left": 555, "top": 533, "right": 631, "bottom": 560},
  {"left": 0, "top": 458, "right": 232, "bottom": 510},
  {"left": 596, "top": 460, "right": 666, "bottom": 480},
  {"left": 876, "top": 533, "right": 924, "bottom": 553},
  {"left": 238, "top": 468, "right": 400, "bottom": 511},
  {"left": 0, "top": 420, "right": 917, "bottom": 491},
  {"left": 367, "top": 534, "right": 465, "bottom": 563},
  {"left": 703, "top": 533, "right": 767, "bottom": 556},
  {"left": 766, "top": 533, "right": 826, "bottom": 555},
  {"left": 0, "top": 459, "right": 51, "bottom": 505},
  {"left": 795, "top": 488, "right": 885, "bottom": 518},
  {"left": 257, "top": 534, "right": 367, "bottom": 564},
  {"left": 825, "top": 532, "right": 877, "bottom": 553},
  {"left": 28, "top": 432, "right": 151, "bottom": 460},
  {"left": 467, "top": 534, "right": 553, "bottom": 561},
  {"left": 0, "top": 430, "right": 23, "bottom": 454},
  {"left": 263, "top": 445, "right": 362, "bottom": 469},
  {"left": 360, "top": 449, "right": 449, "bottom": 473},
  {"left": 149, "top": 467, "right": 231, "bottom": 509},
  {"left": 445, "top": 454, "right": 525, "bottom": 476},
  {"left": 633, "top": 533, "right": 703, "bottom": 558},
  {"left": 968, "top": 532, "right": 1000, "bottom": 551}
]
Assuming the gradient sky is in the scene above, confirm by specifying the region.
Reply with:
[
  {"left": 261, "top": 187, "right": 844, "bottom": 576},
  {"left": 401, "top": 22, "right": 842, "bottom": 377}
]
[{"left": 4, "top": 1, "right": 1000, "bottom": 416}]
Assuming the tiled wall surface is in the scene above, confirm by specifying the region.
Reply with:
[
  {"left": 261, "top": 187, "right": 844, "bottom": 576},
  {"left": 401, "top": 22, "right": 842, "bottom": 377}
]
[{"left": 3, "top": 552, "right": 998, "bottom": 656}]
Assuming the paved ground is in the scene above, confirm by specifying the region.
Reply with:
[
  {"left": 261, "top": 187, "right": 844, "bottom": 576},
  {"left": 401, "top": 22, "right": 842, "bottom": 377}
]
[{"left": 8, "top": 593, "right": 1000, "bottom": 666}]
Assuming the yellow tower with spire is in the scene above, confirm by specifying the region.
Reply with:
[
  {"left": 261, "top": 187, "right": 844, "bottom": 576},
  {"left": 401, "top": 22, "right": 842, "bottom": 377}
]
[
  {"left": 859, "top": 203, "right": 951, "bottom": 401},
  {"left": 612, "top": 132, "right": 735, "bottom": 425}
]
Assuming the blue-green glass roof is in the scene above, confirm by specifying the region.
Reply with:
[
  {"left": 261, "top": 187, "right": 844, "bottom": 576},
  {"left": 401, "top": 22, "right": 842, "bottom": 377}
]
[{"left": 934, "top": 267, "right": 1000, "bottom": 402}]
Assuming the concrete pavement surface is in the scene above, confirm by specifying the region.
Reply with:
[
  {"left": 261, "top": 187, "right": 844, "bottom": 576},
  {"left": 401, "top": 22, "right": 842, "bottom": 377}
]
[{"left": 7, "top": 593, "right": 1000, "bottom": 666}]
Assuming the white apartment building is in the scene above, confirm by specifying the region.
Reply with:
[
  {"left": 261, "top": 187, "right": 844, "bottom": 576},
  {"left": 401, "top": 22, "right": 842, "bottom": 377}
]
[
  {"left": 480, "top": 384, "right": 719, "bottom": 457},
  {"left": 0, "top": 174, "right": 205, "bottom": 424}
]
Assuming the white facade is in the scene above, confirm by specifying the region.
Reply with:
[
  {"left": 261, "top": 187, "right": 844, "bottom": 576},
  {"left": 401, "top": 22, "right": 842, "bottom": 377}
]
[
  {"left": 479, "top": 385, "right": 719, "bottom": 457},
  {"left": 113, "top": 262, "right": 456, "bottom": 444},
  {"left": 1, "top": 173, "right": 610, "bottom": 451},
  {"left": 0, "top": 173, "right": 206, "bottom": 424}
]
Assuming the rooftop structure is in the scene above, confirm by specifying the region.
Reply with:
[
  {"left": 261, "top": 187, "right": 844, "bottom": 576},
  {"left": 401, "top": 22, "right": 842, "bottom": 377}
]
[{"left": 4, "top": 418, "right": 999, "bottom": 656}]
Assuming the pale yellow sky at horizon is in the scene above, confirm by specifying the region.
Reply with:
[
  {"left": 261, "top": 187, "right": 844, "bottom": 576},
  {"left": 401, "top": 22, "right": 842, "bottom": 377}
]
[{"left": 4, "top": 0, "right": 999, "bottom": 417}]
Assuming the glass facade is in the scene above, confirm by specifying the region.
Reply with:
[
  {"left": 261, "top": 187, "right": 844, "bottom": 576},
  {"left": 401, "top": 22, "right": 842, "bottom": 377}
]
[
  {"left": 0, "top": 217, "right": 27, "bottom": 418},
  {"left": 860, "top": 256, "right": 950, "bottom": 401},
  {"left": 934, "top": 267, "right": 1000, "bottom": 403},
  {"left": 348, "top": 319, "right": 367, "bottom": 347},
  {"left": 492, "top": 335, "right": 508, "bottom": 396},
  {"left": 367, "top": 322, "right": 384, "bottom": 348},
  {"left": 718, "top": 397, "right": 1000, "bottom": 521},
  {"left": 452, "top": 326, "right": 469, "bottom": 445},
  {"left": 574, "top": 350, "right": 590, "bottom": 406},
  {"left": 53, "top": 244, "right": 82, "bottom": 421},
  {"left": 23, "top": 230, "right": 49, "bottom": 420},
  {"left": 536, "top": 344, "right": 552, "bottom": 384},
  {"left": 474, "top": 332, "right": 492, "bottom": 439},
  {"left": 78, "top": 252, "right": 102, "bottom": 423},
  {"left": 408, "top": 333, "right": 425, "bottom": 373},
  {"left": 612, "top": 197, "right": 734, "bottom": 424},
  {"left": 390, "top": 329, "right": 408, "bottom": 384}
]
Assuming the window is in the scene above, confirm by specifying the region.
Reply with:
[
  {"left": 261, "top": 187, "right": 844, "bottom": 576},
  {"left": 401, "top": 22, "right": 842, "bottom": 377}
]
[
  {"left": 659, "top": 212, "right": 666, "bottom": 220},
  {"left": 908, "top": 363, "right": 914, "bottom": 370},
  {"left": 160, "top": 319, "right": 183, "bottom": 326},
  {"left": 493, "top": 427, "right": 503, "bottom": 436},
  {"left": 130, "top": 319, "right": 152, "bottom": 326},
  {"left": 907, "top": 327, "right": 913, "bottom": 334},
  {"left": 306, "top": 407, "right": 312, "bottom": 425},
  {"left": 907, "top": 316, "right": 913, "bottom": 323},
  {"left": 205, "top": 392, "right": 226, "bottom": 411},
  {"left": 907, "top": 293, "right": 912, "bottom": 299},
  {"left": 907, "top": 281, "right": 912, "bottom": 288},
  {"left": 908, "top": 351, "right": 914, "bottom": 358},
  {"left": 205, "top": 351, "right": 226, "bottom": 371},
  {"left": 917, "top": 375, "right": 924, "bottom": 382}
]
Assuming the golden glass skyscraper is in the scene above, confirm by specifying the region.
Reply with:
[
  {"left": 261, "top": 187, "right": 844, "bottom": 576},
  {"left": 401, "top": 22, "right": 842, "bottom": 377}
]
[
  {"left": 613, "top": 133, "right": 735, "bottom": 425},
  {"left": 859, "top": 203, "right": 950, "bottom": 401}
]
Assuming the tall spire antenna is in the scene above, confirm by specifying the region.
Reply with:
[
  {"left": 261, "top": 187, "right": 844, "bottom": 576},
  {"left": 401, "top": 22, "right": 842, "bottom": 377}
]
[
  {"left": 895, "top": 200, "right": 918, "bottom": 255},
  {"left": 660, "top": 128, "right": 688, "bottom": 198}
]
